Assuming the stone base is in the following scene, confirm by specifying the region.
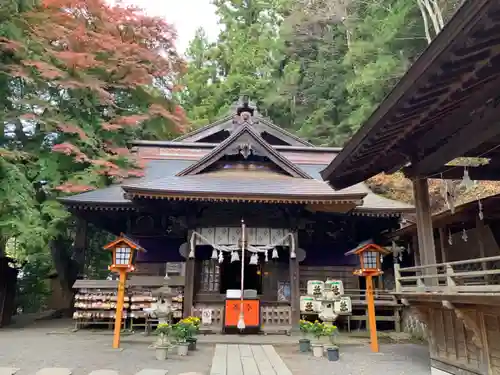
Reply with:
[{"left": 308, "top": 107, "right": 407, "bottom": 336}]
[
  {"left": 431, "top": 368, "right": 453, "bottom": 375},
  {"left": 431, "top": 359, "right": 482, "bottom": 375}
]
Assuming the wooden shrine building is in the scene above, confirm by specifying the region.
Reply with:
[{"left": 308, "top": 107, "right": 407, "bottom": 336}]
[
  {"left": 322, "top": 1, "right": 500, "bottom": 374},
  {"left": 61, "top": 98, "right": 412, "bottom": 332}
]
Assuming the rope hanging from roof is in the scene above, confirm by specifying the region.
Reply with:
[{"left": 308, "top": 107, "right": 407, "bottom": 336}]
[{"left": 187, "top": 230, "right": 296, "bottom": 264}]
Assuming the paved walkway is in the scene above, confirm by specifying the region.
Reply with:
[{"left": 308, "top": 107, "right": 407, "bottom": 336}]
[{"left": 210, "top": 345, "right": 291, "bottom": 375}]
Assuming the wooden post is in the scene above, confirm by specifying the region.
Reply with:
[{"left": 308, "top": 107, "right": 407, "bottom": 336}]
[
  {"left": 438, "top": 227, "right": 447, "bottom": 263},
  {"left": 183, "top": 229, "right": 195, "bottom": 319},
  {"left": 112, "top": 269, "right": 127, "bottom": 349},
  {"left": 289, "top": 232, "right": 301, "bottom": 330},
  {"left": 183, "top": 258, "right": 195, "bottom": 318},
  {"left": 478, "top": 312, "right": 492, "bottom": 375},
  {"left": 394, "top": 263, "right": 401, "bottom": 293},
  {"left": 475, "top": 217, "right": 489, "bottom": 283},
  {"left": 366, "top": 275, "right": 379, "bottom": 353},
  {"left": 413, "top": 178, "right": 437, "bottom": 283}
]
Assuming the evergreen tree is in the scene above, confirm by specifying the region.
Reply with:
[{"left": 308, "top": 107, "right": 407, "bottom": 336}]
[{"left": 179, "top": 0, "right": 285, "bottom": 125}]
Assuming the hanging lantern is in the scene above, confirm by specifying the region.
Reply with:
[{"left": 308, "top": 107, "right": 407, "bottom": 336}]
[
  {"left": 211, "top": 248, "right": 218, "bottom": 260},
  {"left": 272, "top": 248, "right": 279, "bottom": 259}
]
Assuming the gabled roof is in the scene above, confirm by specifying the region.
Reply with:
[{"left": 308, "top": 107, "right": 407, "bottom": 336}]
[
  {"left": 174, "top": 113, "right": 314, "bottom": 147},
  {"left": 344, "top": 240, "right": 390, "bottom": 256},
  {"left": 176, "top": 123, "right": 312, "bottom": 179},
  {"left": 103, "top": 234, "right": 145, "bottom": 252}
]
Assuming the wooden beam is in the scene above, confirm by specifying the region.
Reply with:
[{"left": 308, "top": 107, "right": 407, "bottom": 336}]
[
  {"left": 407, "top": 102, "right": 500, "bottom": 177},
  {"left": 403, "top": 73, "right": 500, "bottom": 169}
]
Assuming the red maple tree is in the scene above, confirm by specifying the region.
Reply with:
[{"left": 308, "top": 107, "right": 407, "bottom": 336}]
[{"left": 2, "top": 0, "right": 187, "bottom": 191}]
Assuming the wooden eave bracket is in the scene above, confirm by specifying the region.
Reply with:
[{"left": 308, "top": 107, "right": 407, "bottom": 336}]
[{"left": 442, "top": 300, "right": 482, "bottom": 348}]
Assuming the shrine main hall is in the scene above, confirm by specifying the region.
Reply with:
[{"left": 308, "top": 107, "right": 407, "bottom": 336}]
[{"left": 62, "top": 99, "right": 413, "bottom": 331}]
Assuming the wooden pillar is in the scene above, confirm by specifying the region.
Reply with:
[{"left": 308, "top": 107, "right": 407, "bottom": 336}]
[
  {"left": 412, "top": 178, "right": 437, "bottom": 267},
  {"left": 183, "top": 257, "right": 195, "bottom": 318},
  {"left": 183, "top": 230, "right": 195, "bottom": 318},
  {"left": 74, "top": 217, "right": 88, "bottom": 278},
  {"left": 438, "top": 227, "right": 447, "bottom": 263},
  {"left": 289, "top": 232, "right": 300, "bottom": 329}
]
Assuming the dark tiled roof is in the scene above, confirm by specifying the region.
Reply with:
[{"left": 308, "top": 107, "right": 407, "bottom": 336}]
[
  {"left": 59, "top": 160, "right": 413, "bottom": 212},
  {"left": 123, "top": 168, "right": 366, "bottom": 201},
  {"left": 58, "top": 160, "right": 193, "bottom": 204}
]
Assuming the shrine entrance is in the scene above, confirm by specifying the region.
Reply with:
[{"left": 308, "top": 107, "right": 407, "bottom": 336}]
[{"left": 219, "top": 256, "right": 262, "bottom": 294}]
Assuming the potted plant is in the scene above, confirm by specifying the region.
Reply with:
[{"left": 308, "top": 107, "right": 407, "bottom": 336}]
[
  {"left": 154, "top": 323, "right": 171, "bottom": 360},
  {"left": 298, "top": 320, "right": 312, "bottom": 352},
  {"left": 324, "top": 325, "right": 340, "bottom": 361},
  {"left": 172, "top": 321, "right": 192, "bottom": 356},
  {"left": 310, "top": 321, "right": 325, "bottom": 358},
  {"left": 182, "top": 316, "right": 200, "bottom": 350}
]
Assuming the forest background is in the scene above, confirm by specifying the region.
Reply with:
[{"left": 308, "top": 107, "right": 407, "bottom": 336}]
[{"left": 0, "top": 0, "right": 490, "bottom": 313}]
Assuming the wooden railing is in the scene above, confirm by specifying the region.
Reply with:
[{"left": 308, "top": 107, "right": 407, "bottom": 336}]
[
  {"left": 344, "top": 289, "right": 399, "bottom": 306},
  {"left": 394, "top": 255, "right": 500, "bottom": 294}
]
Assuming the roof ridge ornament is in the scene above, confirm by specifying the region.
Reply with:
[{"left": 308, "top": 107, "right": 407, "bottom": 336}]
[{"left": 232, "top": 95, "right": 259, "bottom": 126}]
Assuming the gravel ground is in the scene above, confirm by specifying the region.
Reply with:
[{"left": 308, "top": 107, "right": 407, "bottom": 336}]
[
  {"left": 0, "top": 323, "right": 213, "bottom": 375},
  {"left": 0, "top": 320, "right": 431, "bottom": 375},
  {"left": 277, "top": 343, "right": 431, "bottom": 375}
]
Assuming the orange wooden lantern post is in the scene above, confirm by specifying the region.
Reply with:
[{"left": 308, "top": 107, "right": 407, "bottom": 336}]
[
  {"left": 103, "top": 234, "right": 145, "bottom": 349},
  {"left": 345, "top": 241, "right": 389, "bottom": 353}
]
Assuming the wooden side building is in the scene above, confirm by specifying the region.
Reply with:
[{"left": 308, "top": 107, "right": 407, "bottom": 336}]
[{"left": 321, "top": 1, "right": 500, "bottom": 374}]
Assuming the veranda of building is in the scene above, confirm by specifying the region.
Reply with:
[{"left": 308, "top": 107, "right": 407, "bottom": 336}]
[
  {"left": 321, "top": 1, "right": 500, "bottom": 374},
  {"left": 59, "top": 98, "right": 413, "bottom": 333}
]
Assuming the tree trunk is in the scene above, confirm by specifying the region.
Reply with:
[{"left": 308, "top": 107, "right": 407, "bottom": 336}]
[{"left": 49, "top": 236, "right": 79, "bottom": 316}]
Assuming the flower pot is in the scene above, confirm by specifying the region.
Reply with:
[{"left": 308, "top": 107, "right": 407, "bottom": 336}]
[
  {"left": 311, "top": 343, "right": 323, "bottom": 358},
  {"left": 326, "top": 347, "right": 339, "bottom": 361},
  {"left": 177, "top": 342, "right": 189, "bottom": 356},
  {"left": 187, "top": 337, "right": 197, "bottom": 351},
  {"left": 299, "top": 338, "right": 311, "bottom": 352},
  {"left": 155, "top": 347, "right": 168, "bottom": 360}
]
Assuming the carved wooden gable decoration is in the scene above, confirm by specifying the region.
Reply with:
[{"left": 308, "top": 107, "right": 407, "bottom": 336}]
[{"left": 176, "top": 123, "right": 312, "bottom": 179}]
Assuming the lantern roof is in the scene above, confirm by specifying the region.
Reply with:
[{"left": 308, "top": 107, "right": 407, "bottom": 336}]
[
  {"left": 344, "top": 240, "right": 390, "bottom": 256},
  {"left": 103, "top": 234, "right": 145, "bottom": 252}
]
